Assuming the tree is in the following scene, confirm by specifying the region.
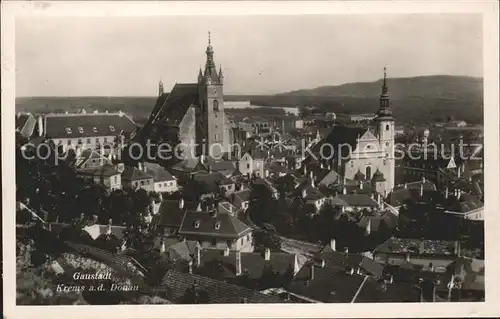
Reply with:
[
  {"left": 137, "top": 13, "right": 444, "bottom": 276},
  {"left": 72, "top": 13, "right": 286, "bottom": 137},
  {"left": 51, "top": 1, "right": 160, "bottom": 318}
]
[{"left": 253, "top": 230, "right": 282, "bottom": 251}]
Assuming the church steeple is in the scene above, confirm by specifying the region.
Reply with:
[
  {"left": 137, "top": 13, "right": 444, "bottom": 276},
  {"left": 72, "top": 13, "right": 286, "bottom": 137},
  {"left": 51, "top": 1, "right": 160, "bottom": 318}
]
[
  {"left": 203, "top": 31, "right": 220, "bottom": 84},
  {"left": 377, "top": 67, "right": 392, "bottom": 117},
  {"left": 198, "top": 67, "right": 203, "bottom": 83},
  {"left": 158, "top": 78, "right": 164, "bottom": 96},
  {"left": 218, "top": 65, "right": 224, "bottom": 85}
]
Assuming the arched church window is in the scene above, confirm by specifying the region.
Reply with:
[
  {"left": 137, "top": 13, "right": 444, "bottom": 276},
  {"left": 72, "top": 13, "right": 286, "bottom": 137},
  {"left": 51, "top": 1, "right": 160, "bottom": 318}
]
[
  {"left": 213, "top": 100, "right": 219, "bottom": 112},
  {"left": 365, "top": 166, "right": 372, "bottom": 179},
  {"left": 385, "top": 124, "right": 390, "bottom": 131}
]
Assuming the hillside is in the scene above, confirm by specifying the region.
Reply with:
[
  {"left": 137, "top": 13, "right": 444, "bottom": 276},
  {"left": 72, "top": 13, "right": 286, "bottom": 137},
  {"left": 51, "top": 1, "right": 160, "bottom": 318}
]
[{"left": 278, "top": 75, "right": 483, "bottom": 100}]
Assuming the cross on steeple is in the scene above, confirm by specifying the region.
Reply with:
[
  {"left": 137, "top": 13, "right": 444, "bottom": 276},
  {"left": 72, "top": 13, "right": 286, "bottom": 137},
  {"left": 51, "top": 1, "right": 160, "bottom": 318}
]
[{"left": 208, "top": 31, "right": 211, "bottom": 46}]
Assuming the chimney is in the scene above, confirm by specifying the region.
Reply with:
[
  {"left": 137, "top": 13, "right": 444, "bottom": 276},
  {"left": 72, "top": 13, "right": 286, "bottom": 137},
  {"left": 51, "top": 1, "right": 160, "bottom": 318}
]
[
  {"left": 188, "top": 260, "right": 193, "bottom": 274},
  {"left": 302, "top": 188, "right": 307, "bottom": 198},
  {"left": 330, "top": 239, "right": 336, "bottom": 251},
  {"left": 405, "top": 253, "right": 411, "bottom": 262},
  {"left": 365, "top": 218, "right": 371, "bottom": 235},
  {"left": 454, "top": 241, "right": 461, "bottom": 256},
  {"left": 108, "top": 218, "right": 113, "bottom": 226},
  {"left": 342, "top": 187, "right": 347, "bottom": 195},
  {"left": 37, "top": 116, "right": 44, "bottom": 136},
  {"left": 265, "top": 169, "right": 269, "bottom": 178},
  {"left": 404, "top": 183, "right": 407, "bottom": 189},
  {"left": 359, "top": 182, "right": 363, "bottom": 190},
  {"left": 196, "top": 202, "right": 202, "bottom": 212},
  {"left": 137, "top": 162, "right": 143, "bottom": 171},
  {"left": 200, "top": 154, "right": 205, "bottom": 164},
  {"left": 236, "top": 251, "right": 242, "bottom": 276},
  {"left": 195, "top": 245, "right": 201, "bottom": 267},
  {"left": 309, "top": 170, "right": 314, "bottom": 181},
  {"left": 264, "top": 248, "right": 271, "bottom": 261},
  {"left": 422, "top": 176, "right": 426, "bottom": 184},
  {"left": 328, "top": 163, "right": 331, "bottom": 170},
  {"left": 344, "top": 247, "right": 349, "bottom": 254},
  {"left": 377, "top": 193, "right": 381, "bottom": 204},
  {"left": 310, "top": 264, "right": 315, "bottom": 280},
  {"left": 224, "top": 247, "right": 230, "bottom": 256},
  {"left": 343, "top": 175, "right": 347, "bottom": 185},
  {"left": 420, "top": 184, "right": 424, "bottom": 197},
  {"left": 445, "top": 187, "right": 449, "bottom": 199},
  {"left": 160, "top": 240, "right": 166, "bottom": 253},
  {"left": 457, "top": 190, "right": 462, "bottom": 200},
  {"left": 457, "top": 166, "right": 461, "bottom": 178},
  {"left": 341, "top": 206, "right": 345, "bottom": 213},
  {"left": 320, "top": 162, "right": 324, "bottom": 169},
  {"left": 303, "top": 165, "right": 307, "bottom": 175},
  {"left": 179, "top": 198, "right": 185, "bottom": 209}
]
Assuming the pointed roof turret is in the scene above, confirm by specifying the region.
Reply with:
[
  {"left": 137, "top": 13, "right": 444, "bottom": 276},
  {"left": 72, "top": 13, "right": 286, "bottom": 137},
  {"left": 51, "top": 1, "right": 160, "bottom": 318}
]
[
  {"left": 371, "top": 169, "right": 386, "bottom": 182},
  {"left": 158, "top": 78, "right": 164, "bottom": 96},
  {"left": 354, "top": 169, "right": 365, "bottom": 181},
  {"left": 376, "top": 66, "right": 393, "bottom": 118}
]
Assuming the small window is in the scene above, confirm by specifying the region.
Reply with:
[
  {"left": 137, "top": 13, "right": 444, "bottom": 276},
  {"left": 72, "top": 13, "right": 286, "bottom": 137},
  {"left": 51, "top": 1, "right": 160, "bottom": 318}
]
[
  {"left": 226, "top": 240, "right": 232, "bottom": 247},
  {"left": 213, "top": 100, "right": 219, "bottom": 111},
  {"left": 385, "top": 124, "right": 390, "bottom": 131},
  {"left": 140, "top": 181, "right": 145, "bottom": 186},
  {"left": 247, "top": 164, "right": 250, "bottom": 169},
  {"left": 77, "top": 139, "right": 82, "bottom": 145},
  {"left": 65, "top": 128, "right": 72, "bottom": 134},
  {"left": 211, "top": 238, "right": 217, "bottom": 246},
  {"left": 86, "top": 138, "right": 91, "bottom": 144},
  {"left": 93, "top": 127, "right": 98, "bottom": 133},
  {"left": 215, "top": 134, "right": 219, "bottom": 140},
  {"left": 95, "top": 138, "right": 99, "bottom": 143},
  {"left": 104, "top": 137, "right": 108, "bottom": 143},
  {"left": 67, "top": 140, "right": 71, "bottom": 145},
  {"left": 194, "top": 221, "right": 200, "bottom": 228},
  {"left": 109, "top": 125, "right": 115, "bottom": 132},
  {"left": 240, "top": 238, "right": 244, "bottom": 245},
  {"left": 78, "top": 127, "right": 84, "bottom": 134}
]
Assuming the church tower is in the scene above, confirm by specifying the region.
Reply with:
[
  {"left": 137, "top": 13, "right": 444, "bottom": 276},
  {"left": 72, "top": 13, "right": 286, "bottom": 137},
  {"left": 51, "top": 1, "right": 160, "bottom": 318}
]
[
  {"left": 198, "top": 32, "right": 226, "bottom": 158},
  {"left": 374, "top": 67, "right": 395, "bottom": 193}
]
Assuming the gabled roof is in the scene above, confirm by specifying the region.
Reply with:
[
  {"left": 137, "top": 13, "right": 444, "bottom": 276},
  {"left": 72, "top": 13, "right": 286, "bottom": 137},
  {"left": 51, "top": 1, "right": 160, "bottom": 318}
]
[
  {"left": 178, "top": 211, "right": 252, "bottom": 239},
  {"left": 330, "top": 194, "right": 378, "bottom": 208},
  {"left": 172, "top": 158, "right": 205, "bottom": 173},
  {"left": 152, "top": 200, "right": 187, "bottom": 228},
  {"left": 151, "top": 83, "right": 199, "bottom": 126},
  {"left": 75, "top": 149, "right": 112, "bottom": 168},
  {"left": 144, "top": 162, "right": 176, "bottom": 182},
  {"left": 44, "top": 112, "right": 136, "bottom": 138},
  {"left": 198, "top": 249, "right": 297, "bottom": 280},
  {"left": 160, "top": 269, "right": 286, "bottom": 303},
  {"left": 194, "top": 171, "right": 233, "bottom": 194},
  {"left": 121, "top": 165, "right": 153, "bottom": 181},
  {"left": 307, "top": 126, "right": 367, "bottom": 161},
  {"left": 77, "top": 164, "right": 121, "bottom": 178},
  {"left": 252, "top": 178, "right": 278, "bottom": 194},
  {"left": 231, "top": 189, "right": 252, "bottom": 207}
]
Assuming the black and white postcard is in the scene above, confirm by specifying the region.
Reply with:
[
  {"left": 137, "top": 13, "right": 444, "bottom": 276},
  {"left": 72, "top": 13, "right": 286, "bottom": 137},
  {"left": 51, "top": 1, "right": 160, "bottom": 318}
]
[{"left": 2, "top": 1, "right": 499, "bottom": 318}]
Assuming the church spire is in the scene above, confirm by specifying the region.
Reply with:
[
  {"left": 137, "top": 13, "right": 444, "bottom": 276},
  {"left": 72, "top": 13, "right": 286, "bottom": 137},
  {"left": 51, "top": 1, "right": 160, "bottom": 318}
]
[
  {"left": 377, "top": 66, "right": 391, "bottom": 116},
  {"left": 204, "top": 31, "right": 218, "bottom": 83},
  {"left": 218, "top": 65, "right": 224, "bottom": 85},
  {"left": 158, "top": 78, "right": 164, "bottom": 96}
]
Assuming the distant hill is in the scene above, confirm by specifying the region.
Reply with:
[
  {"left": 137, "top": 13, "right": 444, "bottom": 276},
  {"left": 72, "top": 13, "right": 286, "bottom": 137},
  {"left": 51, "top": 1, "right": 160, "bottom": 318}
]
[{"left": 277, "top": 75, "right": 483, "bottom": 100}]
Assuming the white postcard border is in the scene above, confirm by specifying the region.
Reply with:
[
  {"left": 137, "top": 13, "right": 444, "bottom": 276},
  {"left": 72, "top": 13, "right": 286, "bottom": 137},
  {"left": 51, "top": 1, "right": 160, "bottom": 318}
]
[{"left": 2, "top": 1, "right": 499, "bottom": 318}]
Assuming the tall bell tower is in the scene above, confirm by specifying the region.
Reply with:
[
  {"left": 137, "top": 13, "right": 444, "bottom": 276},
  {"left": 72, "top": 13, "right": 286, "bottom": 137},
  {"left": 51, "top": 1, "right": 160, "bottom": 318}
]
[
  {"left": 198, "top": 32, "right": 226, "bottom": 158},
  {"left": 374, "top": 67, "right": 395, "bottom": 192}
]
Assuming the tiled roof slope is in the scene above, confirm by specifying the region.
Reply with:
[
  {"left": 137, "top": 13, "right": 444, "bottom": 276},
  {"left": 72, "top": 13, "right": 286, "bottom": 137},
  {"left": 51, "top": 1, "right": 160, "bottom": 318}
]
[
  {"left": 161, "top": 269, "right": 286, "bottom": 303},
  {"left": 44, "top": 113, "right": 137, "bottom": 138},
  {"left": 152, "top": 83, "right": 199, "bottom": 126},
  {"left": 179, "top": 211, "right": 252, "bottom": 239}
]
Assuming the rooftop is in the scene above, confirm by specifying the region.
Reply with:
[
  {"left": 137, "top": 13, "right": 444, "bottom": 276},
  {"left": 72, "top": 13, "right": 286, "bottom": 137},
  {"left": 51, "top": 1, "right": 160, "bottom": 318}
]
[
  {"left": 178, "top": 210, "right": 252, "bottom": 239},
  {"left": 374, "top": 238, "right": 458, "bottom": 256}
]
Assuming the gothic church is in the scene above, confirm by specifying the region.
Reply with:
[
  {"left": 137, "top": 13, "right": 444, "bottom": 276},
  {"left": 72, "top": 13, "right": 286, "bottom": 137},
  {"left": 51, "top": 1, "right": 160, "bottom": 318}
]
[{"left": 141, "top": 33, "right": 230, "bottom": 159}]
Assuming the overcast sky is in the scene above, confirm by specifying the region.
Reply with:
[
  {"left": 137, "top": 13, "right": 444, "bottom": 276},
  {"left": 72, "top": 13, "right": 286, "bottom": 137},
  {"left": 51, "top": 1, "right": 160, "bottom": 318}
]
[{"left": 16, "top": 14, "right": 482, "bottom": 97}]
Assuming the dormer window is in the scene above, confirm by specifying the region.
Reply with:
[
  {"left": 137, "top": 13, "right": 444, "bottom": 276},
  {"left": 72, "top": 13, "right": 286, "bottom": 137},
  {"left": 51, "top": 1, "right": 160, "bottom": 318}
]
[
  {"left": 194, "top": 221, "right": 200, "bottom": 228},
  {"left": 215, "top": 222, "right": 221, "bottom": 230},
  {"left": 78, "top": 127, "right": 84, "bottom": 134},
  {"left": 93, "top": 127, "right": 98, "bottom": 133},
  {"left": 65, "top": 127, "right": 72, "bottom": 134},
  {"left": 109, "top": 125, "right": 115, "bottom": 132}
]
